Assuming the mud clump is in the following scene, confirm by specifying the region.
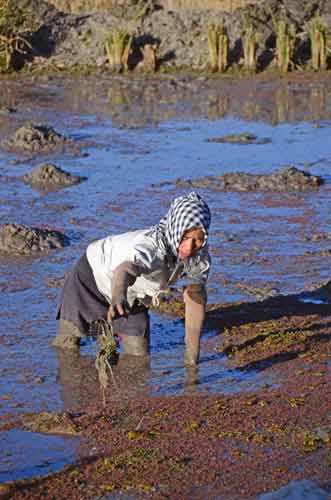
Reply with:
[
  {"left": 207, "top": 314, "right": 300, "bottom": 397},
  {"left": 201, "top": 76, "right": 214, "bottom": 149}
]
[
  {"left": 207, "top": 133, "right": 271, "bottom": 145},
  {"left": 3, "top": 124, "right": 70, "bottom": 153},
  {"left": 176, "top": 167, "right": 323, "bottom": 192},
  {"left": 151, "top": 289, "right": 185, "bottom": 317},
  {"left": 0, "top": 223, "right": 69, "bottom": 256},
  {"left": 0, "top": 107, "right": 16, "bottom": 115},
  {"left": 22, "top": 163, "right": 86, "bottom": 190},
  {"left": 23, "top": 411, "right": 80, "bottom": 435}
]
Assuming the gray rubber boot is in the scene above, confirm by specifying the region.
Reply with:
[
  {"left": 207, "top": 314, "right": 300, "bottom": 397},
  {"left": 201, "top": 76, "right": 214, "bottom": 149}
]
[
  {"left": 121, "top": 334, "right": 150, "bottom": 356},
  {"left": 52, "top": 319, "right": 83, "bottom": 350}
]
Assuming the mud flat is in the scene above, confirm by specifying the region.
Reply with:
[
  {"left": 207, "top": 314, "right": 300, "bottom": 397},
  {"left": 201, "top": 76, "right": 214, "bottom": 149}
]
[
  {"left": 1, "top": 41, "right": 331, "bottom": 499},
  {"left": 1, "top": 294, "right": 331, "bottom": 499},
  {"left": 172, "top": 166, "right": 324, "bottom": 192}
]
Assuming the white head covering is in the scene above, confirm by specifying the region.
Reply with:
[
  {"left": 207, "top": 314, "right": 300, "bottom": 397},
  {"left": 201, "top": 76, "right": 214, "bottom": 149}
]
[{"left": 156, "top": 192, "right": 211, "bottom": 257}]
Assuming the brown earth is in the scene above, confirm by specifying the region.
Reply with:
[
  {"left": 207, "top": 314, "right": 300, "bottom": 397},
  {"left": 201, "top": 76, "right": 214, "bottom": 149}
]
[
  {"left": 22, "top": 164, "right": 87, "bottom": 191},
  {"left": 0, "top": 223, "right": 69, "bottom": 255},
  {"left": 2, "top": 124, "right": 69, "bottom": 154},
  {"left": 9, "top": 0, "right": 331, "bottom": 73},
  {"left": 173, "top": 166, "right": 324, "bottom": 192}
]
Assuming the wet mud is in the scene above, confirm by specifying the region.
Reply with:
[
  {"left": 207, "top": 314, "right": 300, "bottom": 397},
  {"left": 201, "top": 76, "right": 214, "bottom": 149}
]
[
  {"left": 0, "top": 224, "right": 69, "bottom": 255},
  {"left": 22, "top": 164, "right": 86, "bottom": 191},
  {"left": 2, "top": 124, "right": 70, "bottom": 154},
  {"left": 3, "top": 299, "right": 331, "bottom": 499},
  {"left": 206, "top": 133, "right": 271, "bottom": 145},
  {"left": 163, "top": 166, "right": 324, "bottom": 192},
  {"left": 1, "top": 72, "right": 331, "bottom": 499}
]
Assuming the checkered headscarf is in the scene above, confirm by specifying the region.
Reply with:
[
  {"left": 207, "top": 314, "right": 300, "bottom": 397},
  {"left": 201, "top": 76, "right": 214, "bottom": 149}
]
[{"left": 157, "top": 192, "right": 211, "bottom": 257}]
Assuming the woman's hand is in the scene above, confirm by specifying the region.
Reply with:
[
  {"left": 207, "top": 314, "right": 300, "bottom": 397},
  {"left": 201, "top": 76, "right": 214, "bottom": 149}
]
[
  {"left": 107, "top": 303, "right": 126, "bottom": 320},
  {"left": 109, "top": 261, "right": 145, "bottom": 321}
]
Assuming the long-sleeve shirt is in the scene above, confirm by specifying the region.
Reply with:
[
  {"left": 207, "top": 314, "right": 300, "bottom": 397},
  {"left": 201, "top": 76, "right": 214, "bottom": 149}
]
[{"left": 86, "top": 228, "right": 210, "bottom": 306}]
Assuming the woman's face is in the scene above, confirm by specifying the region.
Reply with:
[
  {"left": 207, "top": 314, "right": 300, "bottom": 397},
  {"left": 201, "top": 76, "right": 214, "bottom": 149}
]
[{"left": 177, "top": 228, "right": 205, "bottom": 260}]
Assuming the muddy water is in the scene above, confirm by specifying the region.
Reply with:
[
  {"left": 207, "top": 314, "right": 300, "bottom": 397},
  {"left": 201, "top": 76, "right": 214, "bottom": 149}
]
[
  {"left": 0, "top": 429, "right": 80, "bottom": 482},
  {"left": 1, "top": 74, "right": 331, "bottom": 479}
]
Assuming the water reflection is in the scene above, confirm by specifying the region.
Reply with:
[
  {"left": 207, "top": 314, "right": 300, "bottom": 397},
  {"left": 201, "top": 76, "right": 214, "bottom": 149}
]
[
  {"left": 104, "top": 79, "right": 331, "bottom": 127},
  {"left": 12, "top": 76, "right": 329, "bottom": 129},
  {"left": 54, "top": 333, "right": 268, "bottom": 409},
  {"left": 55, "top": 346, "right": 152, "bottom": 409},
  {"left": 55, "top": 348, "right": 101, "bottom": 410}
]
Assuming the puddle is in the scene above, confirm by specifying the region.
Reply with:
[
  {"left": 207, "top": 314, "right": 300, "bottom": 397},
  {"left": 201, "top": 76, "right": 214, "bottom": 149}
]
[
  {"left": 64, "top": 313, "right": 275, "bottom": 404},
  {"left": 147, "top": 314, "right": 273, "bottom": 396},
  {"left": 0, "top": 429, "right": 80, "bottom": 482}
]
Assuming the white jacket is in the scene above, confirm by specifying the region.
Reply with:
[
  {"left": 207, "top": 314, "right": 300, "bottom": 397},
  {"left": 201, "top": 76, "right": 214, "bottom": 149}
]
[{"left": 86, "top": 228, "right": 210, "bottom": 306}]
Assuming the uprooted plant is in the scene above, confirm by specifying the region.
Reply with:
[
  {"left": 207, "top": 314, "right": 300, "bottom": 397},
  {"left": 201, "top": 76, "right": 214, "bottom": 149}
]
[{"left": 0, "top": 0, "right": 34, "bottom": 71}]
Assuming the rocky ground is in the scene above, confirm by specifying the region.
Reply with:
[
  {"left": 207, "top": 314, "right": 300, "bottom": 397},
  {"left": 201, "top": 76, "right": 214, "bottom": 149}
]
[{"left": 6, "top": 0, "right": 331, "bottom": 73}]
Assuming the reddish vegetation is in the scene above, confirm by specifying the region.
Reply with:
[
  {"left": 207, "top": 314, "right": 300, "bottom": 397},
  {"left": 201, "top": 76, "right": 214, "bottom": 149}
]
[{"left": 2, "top": 298, "right": 331, "bottom": 499}]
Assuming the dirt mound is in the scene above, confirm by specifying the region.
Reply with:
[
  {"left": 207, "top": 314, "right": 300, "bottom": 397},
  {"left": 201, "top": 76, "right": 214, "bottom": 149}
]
[
  {"left": 3, "top": 124, "right": 70, "bottom": 153},
  {"left": 175, "top": 167, "right": 323, "bottom": 192},
  {"left": 0, "top": 223, "right": 69, "bottom": 256},
  {"left": 22, "top": 163, "right": 86, "bottom": 190},
  {"left": 207, "top": 133, "right": 271, "bottom": 145}
]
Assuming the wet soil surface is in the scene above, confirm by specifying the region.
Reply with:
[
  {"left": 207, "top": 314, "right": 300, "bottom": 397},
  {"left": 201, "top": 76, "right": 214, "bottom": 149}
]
[
  {"left": 22, "top": 163, "right": 87, "bottom": 192},
  {"left": 1, "top": 72, "right": 331, "bottom": 499},
  {"left": 159, "top": 166, "right": 323, "bottom": 192}
]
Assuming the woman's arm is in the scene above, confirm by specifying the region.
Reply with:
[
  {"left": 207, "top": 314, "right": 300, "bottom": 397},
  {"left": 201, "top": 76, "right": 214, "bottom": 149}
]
[
  {"left": 108, "top": 261, "right": 145, "bottom": 319},
  {"left": 183, "top": 283, "right": 207, "bottom": 365}
]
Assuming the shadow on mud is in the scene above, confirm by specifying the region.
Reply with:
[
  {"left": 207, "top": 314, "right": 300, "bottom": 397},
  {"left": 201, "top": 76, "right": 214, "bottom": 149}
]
[
  {"left": 206, "top": 281, "right": 331, "bottom": 330},
  {"left": 205, "top": 281, "right": 331, "bottom": 373}
]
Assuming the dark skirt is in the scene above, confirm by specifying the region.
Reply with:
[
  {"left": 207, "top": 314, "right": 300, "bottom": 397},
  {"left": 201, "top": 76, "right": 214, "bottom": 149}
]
[{"left": 57, "top": 253, "right": 149, "bottom": 337}]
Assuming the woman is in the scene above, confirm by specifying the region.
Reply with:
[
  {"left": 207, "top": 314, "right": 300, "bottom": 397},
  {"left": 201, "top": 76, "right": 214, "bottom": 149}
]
[{"left": 53, "top": 192, "right": 211, "bottom": 365}]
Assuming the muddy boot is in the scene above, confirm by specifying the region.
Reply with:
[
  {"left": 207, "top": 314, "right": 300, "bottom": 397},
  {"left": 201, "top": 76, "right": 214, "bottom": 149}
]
[
  {"left": 52, "top": 319, "right": 83, "bottom": 350},
  {"left": 121, "top": 333, "right": 150, "bottom": 356}
]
